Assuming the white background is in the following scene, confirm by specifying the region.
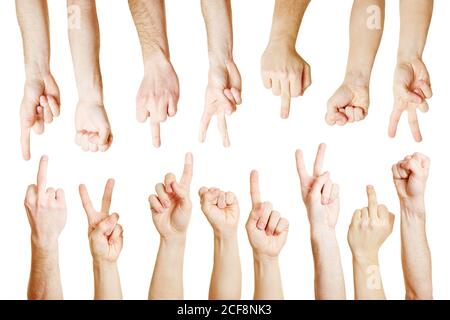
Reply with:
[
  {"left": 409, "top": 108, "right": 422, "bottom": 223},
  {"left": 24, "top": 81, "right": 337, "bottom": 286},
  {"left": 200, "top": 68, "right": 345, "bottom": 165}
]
[{"left": 0, "top": 0, "right": 448, "bottom": 300}]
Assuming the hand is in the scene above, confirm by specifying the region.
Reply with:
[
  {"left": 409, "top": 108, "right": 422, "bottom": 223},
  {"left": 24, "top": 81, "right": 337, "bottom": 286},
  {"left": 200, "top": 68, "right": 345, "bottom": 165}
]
[
  {"left": 136, "top": 55, "right": 179, "bottom": 148},
  {"left": 392, "top": 152, "right": 430, "bottom": 214},
  {"left": 75, "top": 102, "right": 113, "bottom": 152},
  {"left": 199, "top": 187, "right": 239, "bottom": 238},
  {"left": 389, "top": 58, "right": 432, "bottom": 142},
  {"left": 79, "top": 179, "right": 123, "bottom": 263},
  {"left": 326, "top": 83, "right": 369, "bottom": 126},
  {"left": 295, "top": 143, "right": 340, "bottom": 232},
  {"left": 20, "top": 74, "right": 61, "bottom": 160},
  {"left": 149, "top": 153, "right": 194, "bottom": 240},
  {"left": 24, "top": 155, "right": 66, "bottom": 248},
  {"left": 199, "top": 59, "right": 242, "bottom": 147},
  {"left": 261, "top": 42, "right": 311, "bottom": 118},
  {"left": 348, "top": 186, "right": 395, "bottom": 259},
  {"left": 246, "top": 170, "right": 289, "bottom": 258}
]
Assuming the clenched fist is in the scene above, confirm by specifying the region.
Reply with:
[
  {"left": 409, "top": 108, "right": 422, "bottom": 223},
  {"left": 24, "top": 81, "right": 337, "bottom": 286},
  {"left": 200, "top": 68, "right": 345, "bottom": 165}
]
[
  {"left": 199, "top": 187, "right": 239, "bottom": 238},
  {"left": 75, "top": 102, "right": 113, "bottom": 152},
  {"left": 246, "top": 170, "right": 289, "bottom": 258},
  {"left": 392, "top": 152, "right": 430, "bottom": 215},
  {"left": 79, "top": 179, "right": 123, "bottom": 263},
  {"left": 326, "top": 83, "right": 369, "bottom": 126}
]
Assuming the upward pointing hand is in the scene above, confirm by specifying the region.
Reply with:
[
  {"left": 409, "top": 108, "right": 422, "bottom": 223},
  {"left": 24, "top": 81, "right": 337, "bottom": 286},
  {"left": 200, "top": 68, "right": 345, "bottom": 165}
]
[
  {"left": 149, "top": 153, "right": 194, "bottom": 240},
  {"left": 246, "top": 170, "right": 289, "bottom": 258}
]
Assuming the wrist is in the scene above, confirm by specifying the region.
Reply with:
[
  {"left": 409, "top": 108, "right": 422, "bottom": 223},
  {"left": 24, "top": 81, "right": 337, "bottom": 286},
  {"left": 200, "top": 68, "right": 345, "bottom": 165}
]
[
  {"left": 268, "top": 34, "right": 296, "bottom": 49},
  {"left": 31, "top": 234, "right": 59, "bottom": 252},
  {"left": 24, "top": 59, "right": 51, "bottom": 80},
  {"left": 310, "top": 226, "right": 336, "bottom": 243},
  {"left": 352, "top": 251, "right": 379, "bottom": 265},
  {"left": 253, "top": 252, "right": 279, "bottom": 265},
  {"left": 93, "top": 259, "right": 118, "bottom": 272},
  {"left": 213, "top": 230, "right": 238, "bottom": 242},
  {"left": 160, "top": 234, "right": 186, "bottom": 248},
  {"left": 208, "top": 51, "right": 233, "bottom": 68},
  {"left": 397, "top": 51, "right": 422, "bottom": 64},
  {"left": 343, "top": 69, "right": 371, "bottom": 87},
  {"left": 400, "top": 197, "right": 426, "bottom": 218}
]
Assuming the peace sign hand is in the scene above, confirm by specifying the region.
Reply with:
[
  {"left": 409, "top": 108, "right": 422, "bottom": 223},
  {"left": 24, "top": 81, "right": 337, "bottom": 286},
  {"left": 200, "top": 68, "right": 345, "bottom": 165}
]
[
  {"left": 79, "top": 179, "right": 123, "bottom": 263},
  {"left": 295, "top": 143, "right": 340, "bottom": 231},
  {"left": 246, "top": 170, "right": 289, "bottom": 258}
]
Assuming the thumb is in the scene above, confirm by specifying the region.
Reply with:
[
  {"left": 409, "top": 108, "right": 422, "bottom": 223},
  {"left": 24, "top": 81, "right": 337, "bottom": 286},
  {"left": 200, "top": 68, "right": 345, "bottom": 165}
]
[
  {"left": 310, "top": 172, "right": 330, "bottom": 197},
  {"left": 95, "top": 213, "right": 119, "bottom": 237},
  {"left": 172, "top": 181, "right": 190, "bottom": 209}
]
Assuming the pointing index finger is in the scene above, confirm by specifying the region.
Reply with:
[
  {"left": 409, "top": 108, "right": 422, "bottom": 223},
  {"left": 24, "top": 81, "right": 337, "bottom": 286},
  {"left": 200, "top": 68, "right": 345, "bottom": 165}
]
[
  {"left": 37, "top": 155, "right": 48, "bottom": 194},
  {"left": 180, "top": 152, "right": 193, "bottom": 187},
  {"left": 367, "top": 185, "right": 378, "bottom": 218},
  {"left": 250, "top": 170, "right": 261, "bottom": 208}
]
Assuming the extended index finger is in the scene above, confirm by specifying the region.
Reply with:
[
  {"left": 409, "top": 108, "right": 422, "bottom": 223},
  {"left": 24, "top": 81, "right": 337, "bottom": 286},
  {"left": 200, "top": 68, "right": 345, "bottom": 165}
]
[
  {"left": 180, "top": 152, "right": 193, "bottom": 187},
  {"left": 79, "top": 184, "right": 96, "bottom": 223},
  {"left": 367, "top": 185, "right": 378, "bottom": 218},
  {"left": 37, "top": 155, "right": 48, "bottom": 194},
  {"left": 21, "top": 125, "right": 31, "bottom": 161},
  {"left": 250, "top": 170, "right": 261, "bottom": 208}
]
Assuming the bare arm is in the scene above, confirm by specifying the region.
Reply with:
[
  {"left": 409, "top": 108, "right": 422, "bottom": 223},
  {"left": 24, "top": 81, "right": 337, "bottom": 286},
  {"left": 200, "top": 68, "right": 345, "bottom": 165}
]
[
  {"left": 209, "top": 234, "right": 241, "bottom": 299},
  {"left": 393, "top": 153, "right": 433, "bottom": 299},
  {"left": 16, "top": 0, "right": 61, "bottom": 161},
  {"left": 261, "top": 0, "right": 311, "bottom": 118},
  {"left": 199, "top": 0, "right": 241, "bottom": 147},
  {"left": 67, "top": 0, "right": 102, "bottom": 104},
  {"left": 388, "top": 0, "right": 433, "bottom": 142},
  {"left": 128, "top": 0, "right": 179, "bottom": 148},
  {"left": 326, "top": 0, "right": 384, "bottom": 126},
  {"left": 149, "top": 238, "right": 185, "bottom": 299},
  {"left": 401, "top": 207, "right": 432, "bottom": 299},
  {"left": 16, "top": 0, "right": 50, "bottom": 78},
  {"left": 311, "top": 231, "right": 346, "bottom": 299},
  {"left": 398, "top": 0, "right": 433, "bottom": 61},
  {"left": 268, "top": 0, "right": 309, "bottom": 47},
  {"left": 29, "top": 243, "right": 63, "bottom": 300},
  {"left": 346, "top": 0, "right": 385, "bottom": 85}
]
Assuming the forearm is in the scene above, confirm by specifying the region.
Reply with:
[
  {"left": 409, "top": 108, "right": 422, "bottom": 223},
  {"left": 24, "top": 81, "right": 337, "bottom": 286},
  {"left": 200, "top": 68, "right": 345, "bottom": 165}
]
[
  {"left": 67, "top": 0, "right": 103, "bottom": 103},
  {"left": 310, "top": 229, "right": 346, "bottom": 300},
  {"left": 345, "top": 0, "right": 385, "bottom": 85},
  {"left": 400, "top": 205, "right": 432, "bottom": 300},
  {"left": 253, "top": 254, "right": 283, "bottom": 300},
  {"left": 201, "top": 0, "right": 233, "bottom": 63},
  {"left": 93, "top": 260, "right": 122, "bottom": 300},
  {"left": 209, "top": 234, "right": 241, "bottom": 300},
  {"left": 128, "top": 0, "right": 170, "bottom": 65},
  {"left": 28, "top": 241, "right": 63, "bottom": 300},
  {"left": 268, "top": 0, "right": 310, "bottom": 48},
  {"left": 398, "top": 0, "right": 433, "bottom": 61},
  {"left": 149, "top": 237, "right": 185, "bottom": 300},
  {"left": 352, "top": 254, "right": 386, "bottom": 300},
  {"left": 16, "top": 0, "right": 51, "bottom": 78}
]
